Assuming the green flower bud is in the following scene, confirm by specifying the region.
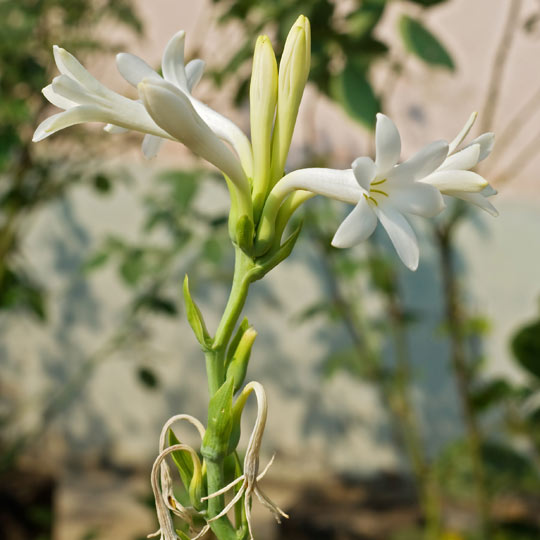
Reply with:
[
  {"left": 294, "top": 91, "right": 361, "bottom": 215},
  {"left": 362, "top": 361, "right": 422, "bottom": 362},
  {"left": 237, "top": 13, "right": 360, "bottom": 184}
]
[
  {"left": 235, "top": 214, "right": 255, "bottom": 252},
  {"left": 250, "top": 36, "right": 278, "bottom": 223},
  {"left": 270, "top": 15, "right": 311, "bottom": 186},
  {"left": 226, "top": 325, "right": 257, "bottom": 393}
]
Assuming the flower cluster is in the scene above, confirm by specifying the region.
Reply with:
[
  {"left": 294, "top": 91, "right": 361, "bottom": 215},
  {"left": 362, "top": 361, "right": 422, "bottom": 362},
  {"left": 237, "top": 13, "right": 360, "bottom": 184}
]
[{"left": 34, "top": 17, "right": 495, "bottom": 272}]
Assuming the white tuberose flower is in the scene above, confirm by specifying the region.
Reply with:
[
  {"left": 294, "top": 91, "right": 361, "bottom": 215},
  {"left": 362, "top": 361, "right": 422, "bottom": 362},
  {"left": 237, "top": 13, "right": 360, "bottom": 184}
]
[
  {"left": 269, "top": 114, "right": 464, "bottom": 270},
  {"left": 33, "top": 33, "right": 253, "bottom": 184},
  {"left": 114, "top": 30, "right": 253, "bottom": 173},
  {"left": 33, "top": 46, "right": 170, "bottom": 143}
]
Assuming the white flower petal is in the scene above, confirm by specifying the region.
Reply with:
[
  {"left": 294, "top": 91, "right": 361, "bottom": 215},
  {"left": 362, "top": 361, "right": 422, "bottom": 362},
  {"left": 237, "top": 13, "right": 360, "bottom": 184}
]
[
  {"left": 389, "top": 140, "right": 449, "bottom": 184},
  {"left": 139, "top": 78, "right": 247, "bottom": 190},
  {"left": 445, "top": 192, "right": 498, "bottom": 217},
  {"left": 51, "top": 74, "right": 102, "bottom": 106},
  {"left": 161, "top": 30, "right": 188, "bottom": 90},
  {"left": 186, "top": 59, "right": 205, "bottom": 92},
  {"left": 390, "top": 182, "right": 445, "bottom": 218},
  {"left": 191, "top": 97, "right": 254, "bottom": 178},
  {"left": 33, "top": 106, "right": 111, "bottom": 141},
  {"left": 374, "top": 203, "right": 419, "bottom": 271},
  {"left": 352, "top": 156, "right": 376, "bottom": 191},
  {"left": 104, "top": 124, "right": 128, "bottom": 133},
  {"left": 448, "top": 111, "right": 477, "bottom": 154},
  {"left": 439, "top": 144, "right": 480, "bottom": 171},
  {"left": 142, "top": 134, "right": 164, "bottom": 159},
  {"left": 116, "top": 52, "right": 159, "bottom": 87},
  {"left": 375, "top": 113, "right": 401, "bottom": 176},
  {"left": 467, "top": 132, "right": 494, "bottom": 161},
  {"left": 421, "top": 170, "right": 488, "bottom": 193},
  {"left": 53, "top": 46, "right": 109, "bottom": 96},
  {"left": 42, "top": 84, "right": 76, "bottom": 109},
  {"left": 331, "top": 197, "right": 377, "bottom": 248},
  {"left": 482, "top": 184, "right": 497, "bottom": 197},
  {"left": 274, "top": 168, "right": 361, "bottom": 204}
]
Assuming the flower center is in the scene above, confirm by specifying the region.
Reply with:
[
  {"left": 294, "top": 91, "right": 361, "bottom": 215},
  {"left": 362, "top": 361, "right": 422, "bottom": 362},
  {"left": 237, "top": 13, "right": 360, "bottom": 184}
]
[{"left": 363, "top": 178, "right": 389, "bottom": 206}]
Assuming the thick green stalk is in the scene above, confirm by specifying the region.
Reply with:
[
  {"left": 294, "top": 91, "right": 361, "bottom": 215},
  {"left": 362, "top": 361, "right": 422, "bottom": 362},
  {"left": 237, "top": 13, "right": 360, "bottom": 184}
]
[
  {"left": 203, "top": 246, "right": 255, "bottom": 539},
  {"left": 205, "top": 247, "right": 254, "bottom": 395},
  {"left": 205, "top": 460, "right": 239, "bottom": 540}
]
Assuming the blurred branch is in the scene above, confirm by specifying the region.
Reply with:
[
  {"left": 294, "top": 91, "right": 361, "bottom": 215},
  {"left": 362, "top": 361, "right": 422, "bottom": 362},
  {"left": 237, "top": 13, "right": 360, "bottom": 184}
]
[
  {"left": 435, "top": 221, "right": 491, "bottom": 539},
  {"left": 493, "top": 126, "right": 540, "bottom": 184},
  {"left": 480, "top": 0, "right": 523, "bottom": 133}
]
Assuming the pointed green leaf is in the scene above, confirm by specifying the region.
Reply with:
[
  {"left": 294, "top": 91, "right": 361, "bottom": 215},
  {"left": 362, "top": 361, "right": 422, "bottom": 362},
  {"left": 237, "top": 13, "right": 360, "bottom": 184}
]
[
  {"left": 226, "top": 326, "right": 256, "bottom": 393},
  {"left": 201, "top": 378, "right": 234, "bottom": 461},
  {"left": 226, "top": 317, "right": 250, "bottom": 367},
  {"left": 176, "top": 529, "right": 191, "bottom": 540},
  {"left": 236, "top": 214, "right": 255, "bottom": 253},
  {"left": 399, "top": 15, "right": 455, "bottom": 71},
  {"left": 168, "top": 429, "right": 194, "bottom": 492},
  {"left": 183, "top": 275, "right": 211, "bottom": 349}
]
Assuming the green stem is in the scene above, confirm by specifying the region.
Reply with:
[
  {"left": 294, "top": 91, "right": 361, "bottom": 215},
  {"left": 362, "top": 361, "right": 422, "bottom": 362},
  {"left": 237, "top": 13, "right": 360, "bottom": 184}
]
[
  {"left": 203, "top": 246, "right": 255, "bottom": 539},
  {"left": 206, "top": 460, "right": 238, "bottom": 540},
  {"left": 386, "top": 286, "right": 441, "bottom": 540}
]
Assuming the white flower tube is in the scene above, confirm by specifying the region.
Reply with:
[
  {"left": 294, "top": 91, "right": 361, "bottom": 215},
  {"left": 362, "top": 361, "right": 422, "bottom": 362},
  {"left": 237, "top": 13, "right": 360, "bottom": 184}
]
[{"left": 138, "top": 78, "right": 249, "bottom": 198}]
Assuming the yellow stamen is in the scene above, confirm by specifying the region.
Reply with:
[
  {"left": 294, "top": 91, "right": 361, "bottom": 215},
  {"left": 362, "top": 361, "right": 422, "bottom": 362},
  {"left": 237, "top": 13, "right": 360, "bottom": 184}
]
[
  {"left": 363, "top": 193, "right": 379, "bottom": 206},
  {"left": 371, "top": 178, "right": 387, "bottom": 186},
  {"left": 370, "top": 189, "right": 388, "bottom": 197}
]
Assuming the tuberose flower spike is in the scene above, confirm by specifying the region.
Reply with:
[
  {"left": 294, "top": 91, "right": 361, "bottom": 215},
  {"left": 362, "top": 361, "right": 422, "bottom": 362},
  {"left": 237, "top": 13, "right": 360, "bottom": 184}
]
[{"left": 202, "top": 381, "right": 288, "bottom": 540}]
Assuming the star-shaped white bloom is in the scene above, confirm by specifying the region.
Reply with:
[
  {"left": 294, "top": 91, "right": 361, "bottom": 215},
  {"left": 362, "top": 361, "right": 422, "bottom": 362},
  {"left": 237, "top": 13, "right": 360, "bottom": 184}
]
[
  {"left": 261, "top": 113, "right": 489, "bottom": 270},
  {"left": 330, "top": 113, "right": 452, "bottom": 270}
]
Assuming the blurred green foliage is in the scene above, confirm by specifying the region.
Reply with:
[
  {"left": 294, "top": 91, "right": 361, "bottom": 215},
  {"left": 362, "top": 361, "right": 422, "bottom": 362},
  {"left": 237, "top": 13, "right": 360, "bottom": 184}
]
[
  {"left": 210, "top": 0, "right": 454, "bottom": 129},
  {"left": 0, "top": 0, "right": 142, "bottom": 320}
]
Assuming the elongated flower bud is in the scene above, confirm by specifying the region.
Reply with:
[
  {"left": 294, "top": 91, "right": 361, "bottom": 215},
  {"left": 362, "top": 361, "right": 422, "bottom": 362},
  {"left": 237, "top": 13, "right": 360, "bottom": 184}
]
[
  {"left": 226, "top": 325, "right": 257, "bottom": 394},
  {"left": 270, "top": 15, "right": 311, "bottom": 187},
  {"left": 250, "top": 36, "right": 278, "bottom": 222}
]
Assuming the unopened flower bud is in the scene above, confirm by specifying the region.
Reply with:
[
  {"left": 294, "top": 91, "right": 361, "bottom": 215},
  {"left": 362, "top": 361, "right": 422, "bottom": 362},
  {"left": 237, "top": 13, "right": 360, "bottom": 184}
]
[
  {"left": 250, "top": 36, "right": 278, "bottom": 222},
  {"left": 270, "top": 15, "right": 311, "bottom": 186},
  {"left": 226, "top": 326, "right": 257, "bottom": 394}
]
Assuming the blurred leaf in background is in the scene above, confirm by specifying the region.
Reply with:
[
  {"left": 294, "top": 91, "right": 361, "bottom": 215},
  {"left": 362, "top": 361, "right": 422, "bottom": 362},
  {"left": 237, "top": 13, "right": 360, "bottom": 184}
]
[
  {"left": 209, "top": 0, "right": 454, "bottom": 130},
  {"left": 0, "top": 0, "right": 142, "bottom": 322}
]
